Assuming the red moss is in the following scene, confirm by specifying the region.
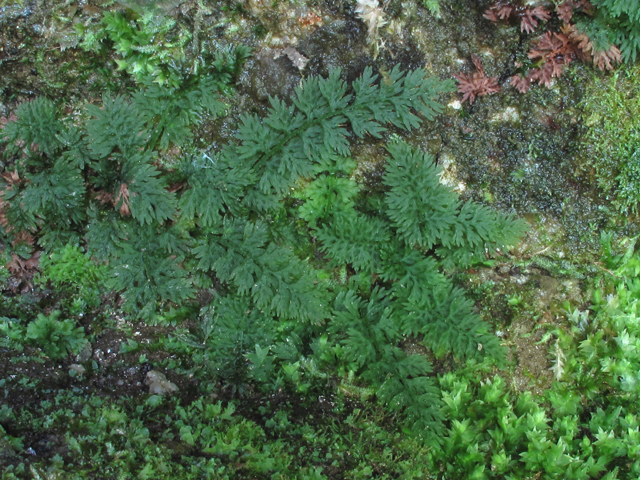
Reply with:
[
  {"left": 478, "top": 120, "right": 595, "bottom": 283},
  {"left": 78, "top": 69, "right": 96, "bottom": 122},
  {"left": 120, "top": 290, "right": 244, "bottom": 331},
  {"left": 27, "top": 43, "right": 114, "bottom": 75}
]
[{"left": 453, "top": 55, "right": 500, "bottom": 104}]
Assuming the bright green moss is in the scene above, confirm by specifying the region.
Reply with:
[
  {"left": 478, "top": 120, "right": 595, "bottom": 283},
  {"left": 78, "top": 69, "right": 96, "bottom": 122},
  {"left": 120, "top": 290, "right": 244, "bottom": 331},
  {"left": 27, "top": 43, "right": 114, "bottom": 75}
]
[{"left": 579, "top": 64, "right": 640, "bottom": 213}]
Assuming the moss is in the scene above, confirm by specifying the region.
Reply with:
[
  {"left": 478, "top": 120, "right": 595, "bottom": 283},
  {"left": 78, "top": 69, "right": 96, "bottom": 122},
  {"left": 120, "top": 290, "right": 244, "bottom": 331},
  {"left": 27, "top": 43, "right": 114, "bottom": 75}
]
[{"left": 578, "top": 64, "right": 640, "bottom": 214}]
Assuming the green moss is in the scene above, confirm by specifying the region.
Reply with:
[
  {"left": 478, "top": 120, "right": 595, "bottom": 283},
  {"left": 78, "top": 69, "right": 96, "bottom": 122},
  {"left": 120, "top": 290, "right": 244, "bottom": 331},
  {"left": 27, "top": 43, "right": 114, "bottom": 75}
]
[{"left": 579, "top": 64, "right": 640, "bottom": 213}]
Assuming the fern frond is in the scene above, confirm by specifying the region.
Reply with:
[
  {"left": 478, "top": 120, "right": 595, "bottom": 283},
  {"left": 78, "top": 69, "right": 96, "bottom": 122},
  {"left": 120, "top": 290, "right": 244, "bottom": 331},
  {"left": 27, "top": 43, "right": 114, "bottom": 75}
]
[
  {"left": 122, "top": 163, "right": 176, "bottom": 225},
  {"left": 197, "top": 295, "right": 277, "bottom": 382},
  {"left": 86, "top": 95, "right": 149, "bottom": 158},
  {"left": 22, "top": 159, "right": 86, "bottom": 225},
  {"left": 437, "top": 202, "right": 527, "bottom": 269},
  {"left": 231, "top": 66, "right": 454, "bottom": 198},
  {"left": 315, "top": 212, "right": 391, "bottom": 274},
  {"left": 178, "top": 154, "right": 254, "bottom": 227},
  {"left": 194, "top": 219, "right": 329, "bottom": 323},
  {"left": 375, "top": 352, "right": 444, "bottom": 439},
  {"left": 3, "top": 98, "right": 63, "bottom": 158},
  {"left": 403, "top": 284, "right": 505, "bottom": 362},
  {"left": 85, "top": 209, "right": 132, "bottom": 261},
  {"left": 380, "top": 249, "right": 444, "bottom": 303},
  {"left": 59, "top": 126, "right": 92, "bottom": 169},
  {"left": 253, "top": 243, "right": 329, "bottom": 324},
  {"left": 330, "top": 289, "right": 444, "bottom": 437},
  {"left": 331, "top": 289, "right": 395, "bottom": 368},
  {"left": 384, "top": 141, "right": 460, "bottom": 249},
  {"left": 384, "top": 140, "right": 526, "bottom": 264},
  {"left": 109, "top": 224, "right": 194, "bottom": 319},
  {"left": 298, "top": 175, "right": 358, "bottom": 226},
  {"left": 578, "top": 1, "right": 640, "bottom": 62},
  {"left": 132, "top": 76, "right": 227, "bottom": 150}
]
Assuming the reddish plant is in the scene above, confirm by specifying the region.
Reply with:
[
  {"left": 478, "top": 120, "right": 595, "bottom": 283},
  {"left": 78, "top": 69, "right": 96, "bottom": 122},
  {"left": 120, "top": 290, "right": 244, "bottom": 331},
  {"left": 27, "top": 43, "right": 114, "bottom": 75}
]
[
  {"left": 509, "top": 72, "right": 532, "bottom": 93},
  {"left": 0, "top": 197, "right": 7, "bottom": 230},
  {"left": 556, "top": 0, "right": 593, "bottom": 23},
  {"left": 5, "top": 251, "right": 41, "bottom": 293},
  {"left": 94, "top": 182, "right": 131, "bottom": 216},
  {"left": 484, "top": 0, "right": 551, "bottom": 34},
  {"left": 298, "top": 11, "right": 323, "bottom": 27},
  {"left": 527, "top": 31, "right": 577, "bottom": 87},
  {"left": 115, "top": 183, "right": 131, "bottom": 216},
  {"left": 6, "top": 252, "right": 40, "bottom": 276},
  {"left": 453, "top": 55, "right": 500, "bottom": 104},
  {"left": 562, "top": 23, "right": 621, "bottom": 70},
  {"left": 11, "top": 230, "right": 35, "bottom": 247},
  {"left": 487, "top": 0, "right": 621, "bottom": 94}
]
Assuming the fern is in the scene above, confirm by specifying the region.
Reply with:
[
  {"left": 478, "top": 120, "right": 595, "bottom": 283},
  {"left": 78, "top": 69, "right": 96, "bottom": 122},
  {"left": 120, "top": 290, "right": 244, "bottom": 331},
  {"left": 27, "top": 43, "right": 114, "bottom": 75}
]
[
  {"left": 578, "top": 1, "right": 640, "bottom": 62},
  {"left": 2, "top": 98, "right": 63, "bottom": 158},
  {"left": 0, "top": 162, "right": 85, "bottom": 245},
  {"left": 1, "top": 61, "right": 245, "bottom": 317},
  {"left": 379, "top": 249, "right": 443, "bottom": 303},
  {"left": 1, "top": 100, "right": 86, "bottom": 248},
  {"left": 210, "top": 45, "right": 252, "bottom": 84},
  {"left": 174, "top": 65, "right": 455, "bottom": 262},
  {"left": 224, "top": 66, "right": 454, "bottom": 203},
  {"left": 85, "top": 209, "right": 132, "bottom": 261},
  {"left": 86, "top": 96, "right": 177, "bottom": 225},
  {"left": 313, "top": 140, "right": 525, "bottom": 365},
  {"left": 85, "top": 95, "right": 149, "bottom": 159},
  {"left": 1, "top": 68, "right": 524, "bottom": 435},
  {"left": 122, "top": 163, "right": 176, "bottom": 225},
  {"left": 108, "top": 224, "right": 194, "bottom": 319},
  {"left": 21, "top": 160, "right": 86, "bottom": 225},
  {"left": 315, "top": 212, "right": 391, "bottom": 274},
  {"left": 1, "top": 184, "right": 38, "bottom": 234},
  {"left": 402, "top": 283, "right": 506, "bottom": 361},
  {"left": 132, "top": 75, "right": 228, "bottom": 151},
  {"left": 436, "top": 201, "right": 528, "bottom": 269},
  {"left": 196, "top": 295, "right": 277, "bottom": 383},
  {"left": 297, "top": 154, "right": 359, "bottom": 227},
  {"left": 178, "top": 152, "right": 255, "bottom": 228},
  {"left": 329, "top": 289, "right": 444, "bottom": 439},
  {"left": 384, "top": 141, "right": 461, "bottom": 250},
  {"left": 194, "top": 219, "right": 329, "bottom": 323},
  {"left": 384, "top": 141, "right": 526, "bottom": 263}
]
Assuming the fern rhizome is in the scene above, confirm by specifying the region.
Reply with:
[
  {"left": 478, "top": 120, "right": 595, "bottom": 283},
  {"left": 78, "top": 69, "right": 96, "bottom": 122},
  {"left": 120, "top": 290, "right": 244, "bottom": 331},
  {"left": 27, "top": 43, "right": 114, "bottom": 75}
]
[{"left": 0, "top": 66, "right": 526, "bottom": 439}]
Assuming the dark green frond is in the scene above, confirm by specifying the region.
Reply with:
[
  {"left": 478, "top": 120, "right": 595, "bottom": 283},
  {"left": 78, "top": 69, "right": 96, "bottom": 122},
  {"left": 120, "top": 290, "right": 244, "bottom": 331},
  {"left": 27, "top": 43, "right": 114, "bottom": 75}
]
[
  {"left": 86, "top": 95, "right": 149, "bottom": 158},
  {"left": 384, "top": 141, "right": 460, "bottom": 249},
  {"left": 22, "top": 160, "right": 86, "bottom": 225},
  {"left": 195, "top": 219, "right": 329, "bottom": 323},
  {"left": 123, "top": 163, "right": 176, "bottom": 225},
  {"left": 403, "top": 284, "right": 505, "bottom": 362},
  {"left": 132, "top": 76, "right": 227, "bottom": 150},
  {"left": 108, "top": 225, "right": 194, "bottom": 319},
  {"left": 178, "top": 152, "right": 254, "bottom": 227},
  {"left": 3, "top": 98, "right": 63, "bottom": 158},
  {"left": 329, "top": 289, "right": 444, "bottom": 437},
  {"left": 315, "top": 213, "right": 391, "bottom": 274}
]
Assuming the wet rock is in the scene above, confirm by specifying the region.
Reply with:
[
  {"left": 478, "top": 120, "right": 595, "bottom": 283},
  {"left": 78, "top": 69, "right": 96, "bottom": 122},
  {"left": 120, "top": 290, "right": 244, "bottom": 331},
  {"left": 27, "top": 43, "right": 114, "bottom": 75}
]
[
  {"left": 76, "top": 342, "right": 92, "bottom": 363},
  {"left": 280, "top": 46, "right": 309, "bottom": 71},
  {"left": 145, "top": 370, "right": 179, "bottom": 395},
  {"left": 300, "top": 20, "right": 370, "bottom": 78},
  {"left": 69, "top": 364, "right": 85, "bottom": 376},
  {"left": 117, "top": 0, "right": 187, "bottom": 15},
  {"left": 239, "top": 51, "right": 301, "bottom": 102}
]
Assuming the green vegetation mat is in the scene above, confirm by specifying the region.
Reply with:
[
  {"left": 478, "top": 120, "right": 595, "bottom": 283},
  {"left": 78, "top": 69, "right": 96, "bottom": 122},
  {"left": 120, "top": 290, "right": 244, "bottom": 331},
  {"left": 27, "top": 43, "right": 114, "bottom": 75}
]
[{"left": 2, "top": 1, "right": 640, "bottom": 478}]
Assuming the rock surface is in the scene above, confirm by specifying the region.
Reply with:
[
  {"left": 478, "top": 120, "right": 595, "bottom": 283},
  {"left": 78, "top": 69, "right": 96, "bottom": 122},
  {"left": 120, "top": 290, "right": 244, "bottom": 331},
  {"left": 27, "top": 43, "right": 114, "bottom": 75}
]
[{"left": 145, "top": 370, "right": 179, "bottom": 395}]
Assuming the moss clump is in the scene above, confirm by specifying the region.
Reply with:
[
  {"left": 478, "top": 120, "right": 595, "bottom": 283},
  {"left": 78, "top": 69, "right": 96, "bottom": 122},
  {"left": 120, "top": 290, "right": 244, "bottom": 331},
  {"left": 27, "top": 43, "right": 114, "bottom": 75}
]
[{"left": 579, "top": 64, "right": 640, "bottom": 214}]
